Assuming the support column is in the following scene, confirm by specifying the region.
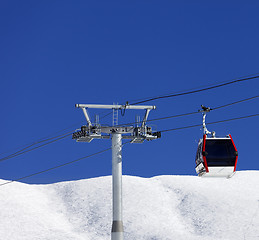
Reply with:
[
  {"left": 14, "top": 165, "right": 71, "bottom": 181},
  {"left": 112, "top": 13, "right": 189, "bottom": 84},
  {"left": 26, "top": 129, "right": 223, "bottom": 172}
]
[{"left": 111, "top": 133, "right": 123, "bottom": 240}]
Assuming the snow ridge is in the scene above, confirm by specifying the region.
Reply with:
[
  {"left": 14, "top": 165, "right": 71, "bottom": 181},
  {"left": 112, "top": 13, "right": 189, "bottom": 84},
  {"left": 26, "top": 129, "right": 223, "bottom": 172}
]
[{"left": 0, "top": 171, "right": 259, "bottom": 240}]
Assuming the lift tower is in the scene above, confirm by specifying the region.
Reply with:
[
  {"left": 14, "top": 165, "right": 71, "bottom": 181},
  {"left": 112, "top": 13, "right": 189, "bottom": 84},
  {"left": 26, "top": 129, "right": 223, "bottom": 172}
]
[{"left": 72, "top": 103, "right": 161, "bottom": 240}]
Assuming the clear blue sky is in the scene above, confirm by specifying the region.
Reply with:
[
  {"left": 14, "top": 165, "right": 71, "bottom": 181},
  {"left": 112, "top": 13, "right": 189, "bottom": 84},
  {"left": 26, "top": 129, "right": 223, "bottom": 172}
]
[{"left": 1, "top": 1, "right": 259, "bottom": 184}]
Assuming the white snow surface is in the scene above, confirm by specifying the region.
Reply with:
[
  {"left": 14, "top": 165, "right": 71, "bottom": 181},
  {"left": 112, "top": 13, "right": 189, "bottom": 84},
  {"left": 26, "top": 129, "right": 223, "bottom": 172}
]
[{"left": 1, "top": 171, "right": 259, "bottom": 240}]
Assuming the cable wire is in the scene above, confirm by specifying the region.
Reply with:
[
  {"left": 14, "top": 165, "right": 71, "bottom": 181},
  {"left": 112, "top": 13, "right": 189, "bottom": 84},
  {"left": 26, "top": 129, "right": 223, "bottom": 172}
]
[
  {"left": 3, "top": 73, "right": 258, "bottom": 159},
  {"left": 0, "top": 147, "right": 112, "bottom": 187},
  {"left": 0, "top": 111, "right": 111, "bottom": 163},
  {"left": 160, "top": 113, "right": 259, "bottom": 133},
  {"left": 1, "top": 94, "right": 258, "bottom": 163},
  {"left": 101, "top": 94, "right": 259, "bottom": 128},
  {"left": 0, "top": 132, "right": 73, "bottom": 162},
  {"left": 0, "top": 122, "right": 83, "bottom": 157},
  {"left": 1, "top": 112, "right": 258, "bottom": 187},
  {"left": 2, "top": 113, "right": 257, "bottom": 187},
  {"left": 127, "top": 72, "right": 259, "bottom": 104},
  {"left": 130, "top": 75, "right": 259, "bottom": 105},
  {"left": 211, "top": 95, "right": 259, "bottom": 110},
  {"left": 0, "top": 111, "right": 111, "bottom": 161},
  {"left": 0, "top": 141, "right": 131, "bottom": 187}
]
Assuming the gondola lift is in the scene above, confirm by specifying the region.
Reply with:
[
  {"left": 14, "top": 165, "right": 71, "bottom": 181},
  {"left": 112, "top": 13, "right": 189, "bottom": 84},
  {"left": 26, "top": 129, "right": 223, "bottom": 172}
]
[{"left": 195, "top": 105, "right": 238, "bottom": 178}]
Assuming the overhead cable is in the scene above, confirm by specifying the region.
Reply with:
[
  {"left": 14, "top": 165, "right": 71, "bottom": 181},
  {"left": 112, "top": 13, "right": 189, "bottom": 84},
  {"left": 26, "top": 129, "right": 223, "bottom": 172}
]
[
  {"left": 160, "top": 113, "right": 259, "bottom": 133},
  {"left": 150, "top": 94, "right": 259, "bottom": 123},
  {"left": 103, "top": 95, "right": 259, "bottom": 127},
  {"left": 0, "top": 122, "right": 83, "bottom": 157},
  {"left": 211, "top": 95, "right": 259, "bottom": 110},
  {"left": 0, "top": 131, "right": 73, "bottom": 163},
  {"left": 130, "top": 75, "right": 259, "bottom": 105},
  {"left": 0, "top": 112, "right": 110, "bottom": 162},
  {"left": 1, "top": 94, "right": 258, "bottom": 163},
  {"left": 0, "top": 111, "right": 111, "bottom": 163},
  {"left": 0, "top": 141, "right": 131, "bottom": 187},
  {"left": 0, "top": 147, "right": 112, "bottom": 187},
  {"left": 1, "top": 113, "right": 258, "bottom": 187}
]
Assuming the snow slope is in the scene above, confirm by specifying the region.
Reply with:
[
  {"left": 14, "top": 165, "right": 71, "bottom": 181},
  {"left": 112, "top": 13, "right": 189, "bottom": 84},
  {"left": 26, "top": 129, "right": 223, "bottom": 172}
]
[{"left": 0, "top": 171, "right": 259, "bottom": 240}]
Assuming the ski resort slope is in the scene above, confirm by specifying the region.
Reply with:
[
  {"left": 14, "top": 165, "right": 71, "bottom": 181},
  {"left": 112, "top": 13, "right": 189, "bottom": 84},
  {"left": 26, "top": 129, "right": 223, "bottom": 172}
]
[{"left": 0, "top": 171, "right": 259, "bottom": 240}]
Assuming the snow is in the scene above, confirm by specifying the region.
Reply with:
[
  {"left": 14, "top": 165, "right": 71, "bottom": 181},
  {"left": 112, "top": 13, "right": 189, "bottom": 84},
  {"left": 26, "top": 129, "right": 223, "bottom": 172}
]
[{"left": 0, "top": 171, "right": 259, "bottom": 240}]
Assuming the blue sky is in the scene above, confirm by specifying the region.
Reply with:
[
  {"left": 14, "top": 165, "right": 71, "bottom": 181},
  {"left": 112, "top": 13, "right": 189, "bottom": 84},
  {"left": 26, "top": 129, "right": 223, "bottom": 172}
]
[{"left": 0, "top": 1, "right": 259, "bottom": 184}]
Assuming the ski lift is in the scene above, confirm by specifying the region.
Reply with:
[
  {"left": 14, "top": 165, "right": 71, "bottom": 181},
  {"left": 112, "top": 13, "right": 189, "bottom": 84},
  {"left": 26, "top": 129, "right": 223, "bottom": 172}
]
[{"left": 195, "top": 106, "right": 238, "bottom": 178}]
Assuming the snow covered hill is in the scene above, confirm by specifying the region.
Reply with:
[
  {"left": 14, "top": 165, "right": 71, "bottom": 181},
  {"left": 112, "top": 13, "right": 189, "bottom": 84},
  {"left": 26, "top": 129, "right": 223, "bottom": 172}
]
[{"left": 0, "top": 171, "right": 259, "bottom": 240}]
